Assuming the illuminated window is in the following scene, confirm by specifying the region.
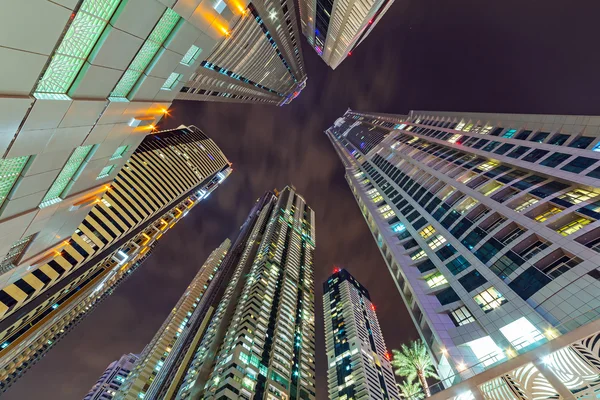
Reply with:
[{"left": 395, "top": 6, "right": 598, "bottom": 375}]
[
  {"left": 97, "top": 165, "right": 115, "bottom": 179},
  {"left": 455, "top": 120, "right": 466, "bottom": 131},
  {"left": 33, "top": 0, "right": 121, "bottom": 99},
  {"left": 449, "top": 306, "right": 475, "bottom": 326},
  {"left": 558, "top": 188, "right": 598, "bottom": 205},
  {"left": 481, "top": 125, "right": 494, "bottom": 135},
  {"left": 214, "top": 0, "right": 227, "bottom": 13},
  {"left": 514, "top": 196, "right": 539, "bottom": 212},
  {"left": 110, "top": 8, "right": 181, "bottom": 101},
  {"left": 372, "top": 195, "right": 383, "bottom": 203},
  {"left": 425, "top": 271, "right": 448, "bottom": 288},
  {"left": 556, "top": 217, "right": 592, "bottom": 236},
  {"left": 502, "top": 129, "right": 517, "bottom": 138},
  {"left": 391, "top": 223, "right": 406, "bottom": 233},
  {"left": 162, "top": 73, "right": 183, "bottom": 90},
  {"left": 465, "top": 336, "right": 505, "bottom": 366},
  {"left": 480, "top": 181, "right": 503, "bottom": 196},
  {"left": 0, "top": 156, "right": 29, "bottom": 209},
  {"left": 499, "top": 317, "right": 543, "bottom": 350},
  {"left": 180, "top": 45, "right": 203, "bottom": 66},
  {"left": 478, "top": 161, "right": 499, "bottom": 172},
  {"left": 40, "top": 145, "right": 93, "bottom": 208},
  {"left": 410, "top": 249, "right": 427, "bottom": 261},
  {"left": 419, "top": 225, "right": 436, "bottom": 239},
  {"left": 0, "top": 234, "right": 35, "bottom": 273},
  {"left": 534, "top": 207, "right": 562, "bottom": 222},
  {"left": 427, "top": 234, "right": 447, "bottom": 251},
  {"left": 110, "top": 145, "right": 129, "bottom": 160},
  {"left": 473, "top": 287, "right": 506, "bottom": 312},
  {"left": 447, "top": 134, "right": 462, "bottom": 144}
]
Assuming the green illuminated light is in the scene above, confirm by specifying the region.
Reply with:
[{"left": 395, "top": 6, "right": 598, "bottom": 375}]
[
  {"left": 161, "top": 73, "right": 182, "bottom": 90},
  {"left": 96, "top": 165, "right": 115, "bottom": 179},
  {"left": 180, "top": 45, "right": 202, "bottom": 66},
  {"left": 110, "top": 145, "right": 129, "bottom": 160},
  {"left": 109, "top": 8, "right": 180, "bottom": 101},
  {"left": 0, "top": 156, "right": 29, "bottom": 209},
  {"left": 33, "top": 0, "right": 121, "bottom": 99},
  {"left": 40, "top": 145, "right": 93, "bottom": 208}
]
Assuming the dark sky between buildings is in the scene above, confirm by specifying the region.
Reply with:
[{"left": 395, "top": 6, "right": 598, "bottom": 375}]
[{"left": 6, "top": 0, "right": 600, "bottom": 399}]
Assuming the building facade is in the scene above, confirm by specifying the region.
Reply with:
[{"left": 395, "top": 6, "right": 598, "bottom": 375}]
[
  {"left": 323, "top": 268, "right": 400, "bottom": 400},
  {"left": 0, "top": 0, "right": 244, "bottom": 289},
  {"left": 84, "top": 353, "right": 139, "bottom": 400},
  {"left": 0, "top": 126, "right": 231, "bottom": 392},
  {"left": 327, "top": 109, "right": 600, "bottom": 397},
  {"left": 117, "top": 240, "right": 230, "bottom": 399},
  {"left": 298, "top": 0, "right": 394, "bottom": 69},
  {"left": 171, "top": 186, "right": 316, "bottom": 400},
  {"left": 176, "top": 0, "right": 307, "bottom": 105}
]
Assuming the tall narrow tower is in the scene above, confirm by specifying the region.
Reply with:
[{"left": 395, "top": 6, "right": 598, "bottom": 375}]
[
  {"left": 173, "top": 186, "right": 317, "bottom": 400},
  {"left": 84, "top": 353, "right": 139, "bottom": 400},
  {"left": 323, "top": 268, "right": 400, "bottom": 400},
  {"left": 0, "top": 125, "right": 231, "bottom": 392},
  {"left": 298, "top": 0, "right": 394, "bottom": 69}
]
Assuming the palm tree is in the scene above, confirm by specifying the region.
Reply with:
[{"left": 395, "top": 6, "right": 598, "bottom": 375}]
[
  {"left": 391, "top": 340, "right": 438, "bottom": 397},
  {"left": 397, "top": 379, "right": 424, "bottom": 400}
]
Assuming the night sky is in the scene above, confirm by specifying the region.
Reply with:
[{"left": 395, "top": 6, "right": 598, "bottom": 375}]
[{"left": 7, "top": 1, "right": 600, "bottom": 399}]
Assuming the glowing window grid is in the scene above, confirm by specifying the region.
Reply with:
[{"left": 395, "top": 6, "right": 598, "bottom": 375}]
[
  {"left": 180, "top": 45, "right": 203, "bottom": 66},
  {"left": 40, "top": 145, "right": 93, "bottom": 208},
  {"left": 161, "top": 73, "right": 183, "bottom": 90},
  {"left": 33, "top": 0, "right": 121, "bottom": 99},
  {"left": 0, "top": 156, "right": 29, "bottom": 209},
  {"left": 109, "top": 8, "right": 180, "bottom": 101},
  {"left": 97, "top": 165, "right": 115, "bottom": 179},
  {"left": 110, "top": 145, "right": 129, "bottom": 160},
  {"left": 473, "top": 287, "right": 506, "bottom": 312}
]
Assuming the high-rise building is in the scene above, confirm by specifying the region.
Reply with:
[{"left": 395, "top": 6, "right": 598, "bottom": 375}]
[
  {"left": 0, "top": 0, "right": 305, "bottom": 297},
  {"left": 323, "top": 268, "right": 400, "bottom": 400},
  {"left": 298, "top": 0, "right": 394, "bottom": 69},
  {"left": 84, "top": 353, "right": 139, "bottom": 400},
  {"left": 328, "top": 109, "right": 600, "bottom": 398},
  {"left": 0, "top": 126, "right": 231, "bottom": 392},
  {"left": 125, "top": 186, "right": 316, "bottom": 400},
  {"left": 117, "top": 239, "right": 230, "bottom": 399},
  {"left": 176, "top": 0, "right": 307, "bottom": 105}
]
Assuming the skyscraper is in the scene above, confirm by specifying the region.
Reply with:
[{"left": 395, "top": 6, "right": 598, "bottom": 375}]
[
  {"left": 117, "top": 240, "right": 231, "bottom": 399},
  {"left": 84, "top": 353, "right": 139, "bottom": 400},
  {"left": 298, "top": 0, "right": 394, "bottom": 69},
  {"left": 0, "top": 0, "right": 306, "bottom": 294},
  {"left": 328, "top": 109, "right": 600, "bottom": 398},
  {"left": 0, "top": 126, "right": 231, "bottom": 392},
  {"left": 323, "top": 268, "right": 400, "bottom": 400},
  {"left": 120, "top": 186, "right": 316, "bottom": 400},
  {"left": 176, "top": 0, "right": 307, "bottom": 105}
]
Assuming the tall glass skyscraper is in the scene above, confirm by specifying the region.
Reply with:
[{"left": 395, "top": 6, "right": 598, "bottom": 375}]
[
  {"left": 328, "top": 109, "right": 600, "bottom": 399},
  {"left": 120, "top": 186, "right": 316, "bottom": 400},
  {"left": 0, "top": 126, "right": 231, "bottom": 392},
  {"left": 323, "top": 268, "right": 400, "bottom": 400},
  {"left": 297, "top": 0, "right": 394, "bottom": 69}
]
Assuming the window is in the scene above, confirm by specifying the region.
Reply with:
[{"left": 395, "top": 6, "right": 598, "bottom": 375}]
[
  {"left": 419, "top": 225, "right": 436, "bottom": 239},
  {"left": 502, "top": 129, "right": 517, "bottom": 138},
  {"left": 561, "top": 156, "right": 597, "bottom": 173},
  {"left": 410, "top": 249, "right": 426, "bottom": 261},
  {"left": 548, "top": 133, "right": 570, "bottom": 146},
  {"left": 499, "top": 317, "right": 543, "bottom": 350},
  {"left": 436, "top": 287, "right": 460, "bottom": 305},
  {"left": 494, "top": 143, "right": 514, "bottom": 155},
  {"left": 534, "top": 207, "right": 562, "bottom": 222},
  {"left": 515, "top": 130, "right": 532, "bottom": 140},
  {"left": 427, "top": 234, "right": 447, "bottom": 251},
  {"left": 161, "top": 73, "right": 183, "bottom": 90},
  {"left": 459, "top": 270, "right": 488, "bottom": 292},
  {"left": 478, "top": 161, "right": 499, "bottom": 172},
  {"left": 568, "top": 136, "right": 594, "bottom": 149},
  {"left": 473, "top": 287, "right": 506, "bottom": 312},
  {"left": 489, "top": 252, "right": 524, "bottom": 279},
  {"left": 558, "top": 188, "right": 598, "bottom": 205},
  {"left": 0, "top": 234, "right": 35, "bottom": 273},
  {"left": 556, "top": 217, "right": 592, "bottom": 236},
  {"left": 436, "top": 244, "right": 457, "bottom": 261},
  {"left": 522, "top": 149, "right": 549, "bottom": 162},
  {"left": 213, "top": 0, "right": 227, "bottom": 13},
  {"left": 449, "top": 306, "right": 475, "bottom": 326},
  {"left": 97, "top": 165, "right": 115, "bottom": 180},
  {"left": 540, "top": 254, "right": 582, "bottom": 278},
  {"left": 180, "top": 45, "right": 203, "bottom": 66},
  {"left": 509, "top": 267, "right": 551, "bottom": 300},
  {"left": 446, "top": 255, "right": 471, "bottom": 275},
  {"left": 0, "top": 155, "right": 29, "bottom": 209},
  {"left": 506, "top": 146, "right": 531, "bottom": 159},
  {"left": 425, "top": 271, "right": 448, "bottom": 288},
  {"left": 40, "top": 145, "right": 93, "bottom": 208},
  {"left": 110, "top": 145, "right": 129, "bottom": 160},
  {"left": 529, "top": 131, "right": 549, "bottom": 143}
]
